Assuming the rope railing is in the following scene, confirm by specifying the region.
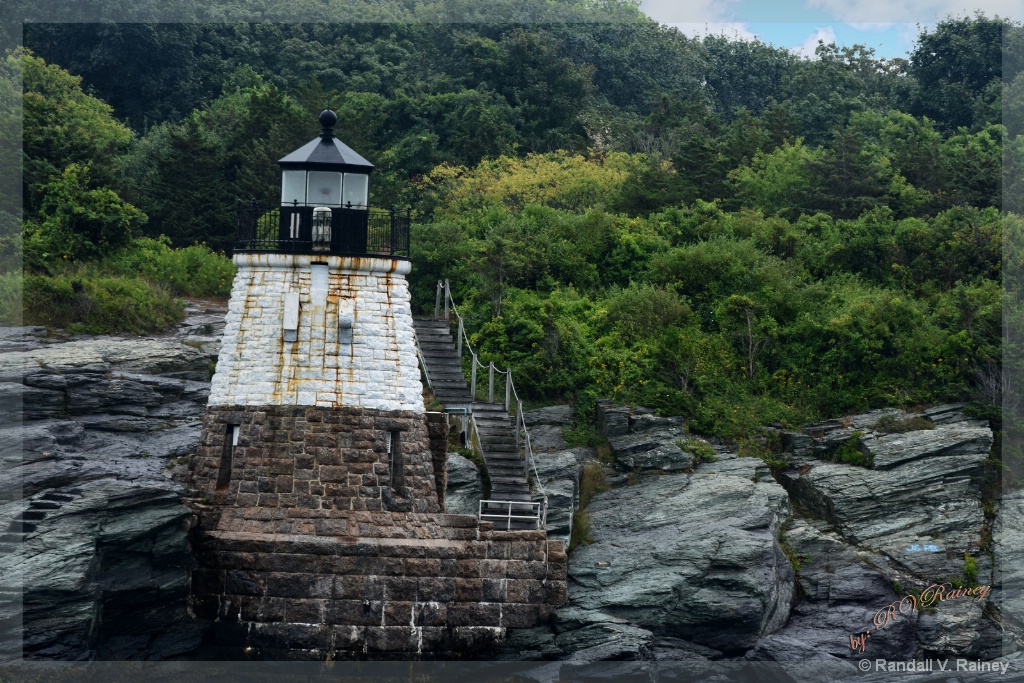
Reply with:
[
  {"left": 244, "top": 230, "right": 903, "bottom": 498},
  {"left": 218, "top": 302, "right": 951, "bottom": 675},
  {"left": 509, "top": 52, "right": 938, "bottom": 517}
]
[{"left": 433, "top": 279, "right": 548, "bottom": 518}]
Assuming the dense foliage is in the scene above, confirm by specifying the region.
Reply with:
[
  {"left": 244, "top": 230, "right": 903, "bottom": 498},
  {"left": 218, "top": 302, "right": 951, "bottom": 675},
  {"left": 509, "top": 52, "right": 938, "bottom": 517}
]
[{"left": 8, "top": 3, "right": 1023, "bottom": 438}]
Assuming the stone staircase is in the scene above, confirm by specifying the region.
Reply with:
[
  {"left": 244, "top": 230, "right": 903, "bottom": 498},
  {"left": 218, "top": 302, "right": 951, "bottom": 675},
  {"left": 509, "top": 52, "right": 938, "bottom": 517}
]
[
  {"left": 413, "top": 319, "right": 537, "bottom": 530},
  {"left": 414, "top": 319, "right": 472, "bottom": 407}
]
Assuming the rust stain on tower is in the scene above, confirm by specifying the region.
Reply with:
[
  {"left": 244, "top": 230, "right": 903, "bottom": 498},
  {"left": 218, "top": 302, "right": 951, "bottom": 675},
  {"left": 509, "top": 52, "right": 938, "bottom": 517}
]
[{"left": 186, "top": 110, "right": 566, "bottom": 659}]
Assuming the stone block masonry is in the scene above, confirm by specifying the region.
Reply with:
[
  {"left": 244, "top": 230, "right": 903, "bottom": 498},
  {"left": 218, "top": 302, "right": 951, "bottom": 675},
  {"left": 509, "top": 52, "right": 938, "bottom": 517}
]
[
  {"left": 189, "top": 514, "right": 568, "bottom": 658},
  {"left": 188, "top": 404, "right": 568, "bottom": 657},
  {"left": 209, "top": 254, "right": 423, "bottom": 412},
  {"left": 193, "top": 405, "right": 442, "bottom": 513}
]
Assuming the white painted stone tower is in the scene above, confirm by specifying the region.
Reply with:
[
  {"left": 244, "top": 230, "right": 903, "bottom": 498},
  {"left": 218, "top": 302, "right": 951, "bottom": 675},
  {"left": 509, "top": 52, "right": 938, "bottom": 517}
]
[{"left": 208, "top": 110, "right": 422, "bottom": 411}]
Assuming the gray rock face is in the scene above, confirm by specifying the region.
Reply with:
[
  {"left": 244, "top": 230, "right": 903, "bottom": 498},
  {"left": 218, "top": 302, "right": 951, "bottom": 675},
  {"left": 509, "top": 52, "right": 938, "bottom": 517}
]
[
  {"left": 995, "top": 488, "right": 1024, "bottom": 655},
  {"left": 598, "top": 402, "right": 689, "bottom": 473},
  {"left": 444, "top": 453, "right": 483, "bottom": 516},
  {"left": 616, "top": 441, "right": 693, "bottom": 472},
  {"left": 567, "top": 456, "right": 794, "bottom": 654},
  {"left": 524, "top": 405, "right": 572, "bottom": 453},
  {"left": 747, "top": 519, "right": 917, "bottom": 673},
  {"left": 532, "top": 449, "right": 584, "bottom": 545},
  {"left": 779, "top": 422, "right": 989, "bottom": 579},
  {"left": 772, "top": 405, "right": 1001, "bottom": 662},
  {"left": 0, "top": 337, "right": 212, "bottom": 383},
  {"left": 0, "top": 324, "right": 218, "bottom": 660}
]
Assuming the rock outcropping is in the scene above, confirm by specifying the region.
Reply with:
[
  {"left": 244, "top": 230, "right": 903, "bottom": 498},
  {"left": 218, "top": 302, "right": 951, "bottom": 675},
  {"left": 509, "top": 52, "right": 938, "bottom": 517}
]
[
  {"left": 0, "top": 303, "right": 223, "bottom": 660},
  {"left": 501, "top": 401, "right": 1012, "bottom": 678},
  {"left": 2, "top": 308, "right": 1014, "bottom": 670}
]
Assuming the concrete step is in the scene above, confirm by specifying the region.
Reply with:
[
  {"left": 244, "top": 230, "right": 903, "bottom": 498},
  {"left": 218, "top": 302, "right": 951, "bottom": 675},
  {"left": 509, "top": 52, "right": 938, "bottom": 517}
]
[
  {"left": 473, "top": 405, "right": 509, "bottom": 413},
  {"left": 475, "top": 421, "right": 514, "bottom": 430},
  {"left": 431, "top": 380, "right": 470, "bottom": 389},
  {"left": 485, "top": 457, "right": 523, "bottom": 466},
  {"left": 490, "top": 476, "right": 528, "bottom": 484},
  {"left": 482, "top": 492, "right": 534, "bottom": 503},
  {"left": 413, "top": 320, "right": 450, "bottom": 330},
  {"left": 491, "top": 482, "right": 530, "bottom": 492},
  {"left": 478, "top": 430, "right": 514, "bottom": 439},
  {"left": 483, "top": 464, "right": 524, "bottom": 475},
  {"left": 435, "top": 391, "right": 471, "bottom": 399},
  {"left": 483, "top": 447, "right": 518, "bottom": 457}
]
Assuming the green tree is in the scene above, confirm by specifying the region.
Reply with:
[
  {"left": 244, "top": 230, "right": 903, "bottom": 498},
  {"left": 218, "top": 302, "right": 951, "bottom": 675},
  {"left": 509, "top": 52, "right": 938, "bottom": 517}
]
[
  {"left": 23, "top": 163, "right": 146, "bottom": 268},
  {"left": 908, "top": 14, "right": 1023, "bottom": 130},
  {"left": 11, "top": 49, "right": 133, "bottom": 214}
]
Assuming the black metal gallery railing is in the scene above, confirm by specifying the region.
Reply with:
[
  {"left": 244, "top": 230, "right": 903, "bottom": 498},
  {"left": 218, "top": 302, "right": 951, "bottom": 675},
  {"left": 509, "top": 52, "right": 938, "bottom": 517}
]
[{"left": 235, "top": 200, "right": 411, "bottom": 258}]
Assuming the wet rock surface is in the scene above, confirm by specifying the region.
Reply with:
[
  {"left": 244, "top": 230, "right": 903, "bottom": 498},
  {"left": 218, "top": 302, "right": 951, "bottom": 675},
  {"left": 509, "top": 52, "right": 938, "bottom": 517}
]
[
  {"left": 0, "top": 308, "right": 224, "bottom": 660},
  {"left": 567, "top": 454, "right": 794, "bottom": 655},
  {"left": 2, "top": 309, "right": 1016, "bottom": 671},
  {"left": 444, "top": 452, "right": 483, "bottom": 516},
  {"left": 498, "top": 401, "right": 1010, "bottom": 677}
]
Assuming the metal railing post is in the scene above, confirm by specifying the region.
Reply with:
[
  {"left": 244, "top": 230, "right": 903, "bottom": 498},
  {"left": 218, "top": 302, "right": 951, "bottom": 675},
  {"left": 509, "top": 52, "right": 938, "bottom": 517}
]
[
  {"left": 488, "top": 362, "right": 495, "bottom": 403},
  {"left": 434, "top": 281, "right": 442, "bottom": 320},
  {"left": 505, "top": 371, "right": 511, "bottom": 413},
  {"left": 443, "top": 279, "right": 450, "bottom": 321},
  {"left": 405, "top": 207, "right": 412, "bottom": 255},
  {"left": 516, "top": 400, "right": 523, "bottom": 452},
  {"left": 389, "top": 205, "right": 397, "bottom": 255},
  {"left": 470, "top": 355, "right": 477, "bottom": 403},
  {"left": 456, "top": 317, "right": 463, "bottom": 359}
]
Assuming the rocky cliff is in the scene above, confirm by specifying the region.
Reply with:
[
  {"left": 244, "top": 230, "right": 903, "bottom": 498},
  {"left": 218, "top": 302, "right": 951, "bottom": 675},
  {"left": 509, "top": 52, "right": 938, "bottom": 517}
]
[
  {"left": 0, "top": 302, "right": 223, "bottom": 660},
  {"left": 1, "top": 309, "right": 1017, "bottom": 674},
  {"left": 500, "top": 401, "right": 1018, "bottom": 680}
]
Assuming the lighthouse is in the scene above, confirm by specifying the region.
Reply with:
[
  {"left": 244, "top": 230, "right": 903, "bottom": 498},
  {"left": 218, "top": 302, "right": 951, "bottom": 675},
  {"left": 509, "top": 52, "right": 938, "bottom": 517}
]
[
  {"left": 186, "top": 111, "right": 566, "bottom": 659},
  {"left": 213, "top": 108, "right": 422, "bottom": 417}
]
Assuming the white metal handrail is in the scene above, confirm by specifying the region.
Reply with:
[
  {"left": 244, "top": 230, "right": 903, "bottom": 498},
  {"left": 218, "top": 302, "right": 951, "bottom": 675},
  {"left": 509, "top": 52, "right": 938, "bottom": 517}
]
[
  {"left": 478, "top": 499, "right": 545, "bottom": 531},
  {"left": 434, "top": 279, "right": 549, "bottom": 521}
]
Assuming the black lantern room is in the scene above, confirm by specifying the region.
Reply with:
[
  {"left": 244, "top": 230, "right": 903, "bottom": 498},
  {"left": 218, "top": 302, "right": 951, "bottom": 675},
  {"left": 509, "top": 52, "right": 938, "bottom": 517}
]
[
  {"left": 235, "top": 110, "right": 410, "bottom": 258},
  {"left": 279, "top": 109, "right": 373, "bottom": 210}
]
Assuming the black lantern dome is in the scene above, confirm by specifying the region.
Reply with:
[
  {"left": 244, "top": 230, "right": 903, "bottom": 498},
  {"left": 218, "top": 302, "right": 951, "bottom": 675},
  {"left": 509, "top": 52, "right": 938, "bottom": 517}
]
[
  {"left": 235, "top": 110, "right": 409, "bottom": 258},
  {"left": 278, "top": 109, "right": 374, "bottom": 208}
]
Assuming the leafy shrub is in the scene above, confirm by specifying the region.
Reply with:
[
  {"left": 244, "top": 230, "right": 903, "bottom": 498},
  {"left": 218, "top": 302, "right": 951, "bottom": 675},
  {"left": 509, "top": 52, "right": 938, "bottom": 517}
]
[
  {"left": 677, "top": 437, "right": 717, "bottom": 463},
  {"left": 737, "top": 430, "right": 786, "bottom": 469},
  {"left": 833, "top": 431, "right": 873, "bottom": 468},
  {"left": 964, "top": 553, "right": 978, "bottom": 586},
  {"left": 564, "top": 422, "right": 604, "bottom": 448},
  {"left": 22, "top": 273, "right": 183, "bottom": 334},
  {"left": 874, "top": 414, "right": 935, "bottom": 433},
  {"left": 0, "top": 273, "right": 21, "bottom": 326},
  {"left": 101, "top": 237, "right": 235, "bottom": 297}
]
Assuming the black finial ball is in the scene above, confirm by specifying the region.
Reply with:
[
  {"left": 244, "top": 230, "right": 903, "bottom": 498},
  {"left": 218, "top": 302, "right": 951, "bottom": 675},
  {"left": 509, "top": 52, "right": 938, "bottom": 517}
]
[{"left": 319, "top": 109, "right": 338, "bottom": 129}]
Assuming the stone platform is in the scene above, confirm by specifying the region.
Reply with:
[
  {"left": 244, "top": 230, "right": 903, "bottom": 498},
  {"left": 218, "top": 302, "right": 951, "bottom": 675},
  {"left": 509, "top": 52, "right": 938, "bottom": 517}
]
[{"left": 187, "top": 404, "right": 566, "bottom": 658}]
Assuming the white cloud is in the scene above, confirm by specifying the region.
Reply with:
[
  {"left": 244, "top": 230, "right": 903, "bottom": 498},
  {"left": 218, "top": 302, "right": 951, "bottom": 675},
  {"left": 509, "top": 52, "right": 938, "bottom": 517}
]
[
  {"left": 671, "top": 22, "right": 759, "bottom": 41},
  {"left": 805, "top": 0, "right": 1024, "bottom": 24},
  {"left": 848, "top": 21, "right": 896, "bottom": 30},
  {"left": 791, "top": 26, "right": 839, "bottom": 58},
  {"left": 639, "top": 0, "right": 745, "bottom": 23}
]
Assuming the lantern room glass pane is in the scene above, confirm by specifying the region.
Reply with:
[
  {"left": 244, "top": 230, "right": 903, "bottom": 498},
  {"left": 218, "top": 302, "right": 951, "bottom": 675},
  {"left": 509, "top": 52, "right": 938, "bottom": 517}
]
[
  {"left": 307, "top": 171, "right": 342, "bottom": 206},
  {"left": 342, "top": 173, "right": 369, "bottom": 208},
  {"left": 281, "top": 170, "right": 306, "bottom": 205}
]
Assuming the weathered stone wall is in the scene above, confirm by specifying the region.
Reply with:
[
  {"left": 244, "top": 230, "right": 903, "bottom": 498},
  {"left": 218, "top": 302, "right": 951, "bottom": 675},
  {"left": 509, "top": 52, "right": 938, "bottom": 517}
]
[
  {"left": 188, "top": 403, "right": 568, "bottom": 657},
  {"left": 209, "top": 254, "right": 423, "bottom": 411},
  {"left": 192, "top": 405, "right": 444, "bottom": 514},
  {"left": 427, "top": 412, "right": 448, "bottom": 511},
  {"left": 189, "top": 511, "right": 568, "bottom": 658}
]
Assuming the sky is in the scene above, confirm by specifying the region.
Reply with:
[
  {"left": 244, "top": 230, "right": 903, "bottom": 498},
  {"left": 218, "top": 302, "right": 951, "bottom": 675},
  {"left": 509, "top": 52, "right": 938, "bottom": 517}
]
[{"left": 640, "top": 0, "right": 1024, "bottom": 58}]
